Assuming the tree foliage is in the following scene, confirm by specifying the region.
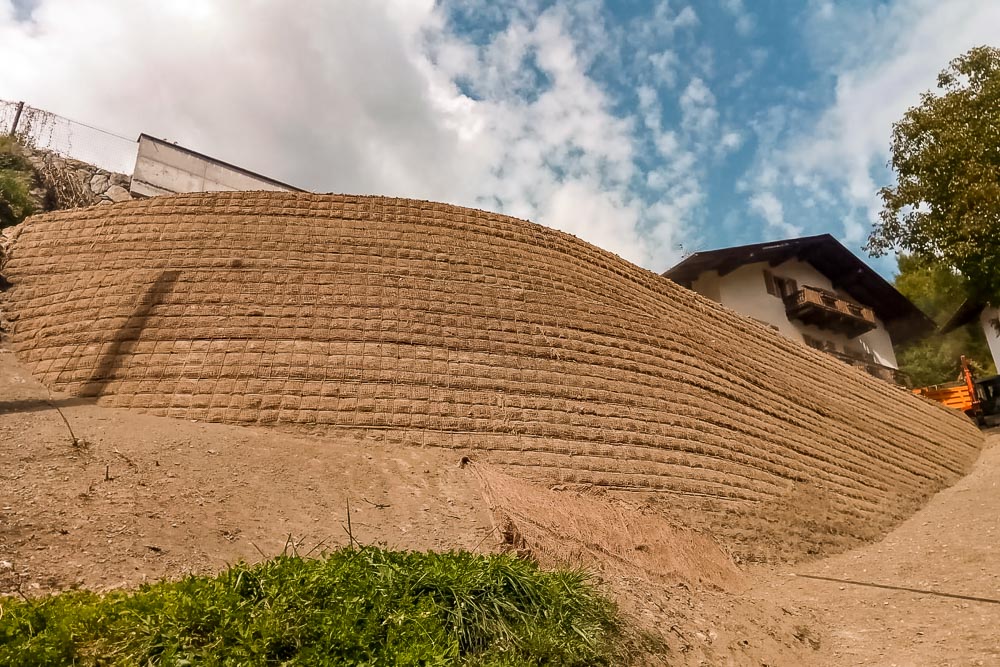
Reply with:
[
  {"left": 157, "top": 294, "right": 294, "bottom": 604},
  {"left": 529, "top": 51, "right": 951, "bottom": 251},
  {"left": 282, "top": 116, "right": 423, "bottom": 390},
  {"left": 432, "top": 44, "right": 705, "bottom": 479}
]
[
  {"left": 868, "top": 46, "right": 1000, "bottom": 302},
  {"left": 893, "top": 254, "right": 995, "bottom": 387}
]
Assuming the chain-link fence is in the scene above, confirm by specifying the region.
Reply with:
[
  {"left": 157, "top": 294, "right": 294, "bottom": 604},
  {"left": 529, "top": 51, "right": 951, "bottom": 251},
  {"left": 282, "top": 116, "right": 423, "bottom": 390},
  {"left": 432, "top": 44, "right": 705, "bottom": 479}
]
[{"left": 0, "top": 100, "right": 137, "bottom": 174}]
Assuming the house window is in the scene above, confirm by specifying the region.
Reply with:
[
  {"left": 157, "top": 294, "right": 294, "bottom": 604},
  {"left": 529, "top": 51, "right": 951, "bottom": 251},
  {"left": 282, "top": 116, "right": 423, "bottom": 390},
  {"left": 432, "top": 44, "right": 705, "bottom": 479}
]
[
  {"left": 775, "top": 276, "right": 798, "bottom": 299},
  {"left": 802, "top": 334, "right": 824, "bottom": 350},
  {"left": 764, "top": 270, "right": 798, "bottom": 300},
  {"left": 763, "top": 269, "right": 776, "bottom": 296}
]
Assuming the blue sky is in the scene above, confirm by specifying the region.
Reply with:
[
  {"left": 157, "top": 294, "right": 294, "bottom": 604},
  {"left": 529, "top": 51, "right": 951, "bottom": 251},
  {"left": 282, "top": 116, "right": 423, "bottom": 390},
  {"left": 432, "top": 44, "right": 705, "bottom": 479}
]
[{"left": 1, "top": 0, "right": 998, "bottom": 276}]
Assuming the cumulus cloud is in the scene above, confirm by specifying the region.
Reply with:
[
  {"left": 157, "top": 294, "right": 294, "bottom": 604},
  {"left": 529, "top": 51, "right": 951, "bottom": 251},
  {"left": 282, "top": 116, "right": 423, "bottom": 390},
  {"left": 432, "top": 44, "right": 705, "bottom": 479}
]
[
  {"left": 650, "top": 1, "right": 699, "bottom": 34},
  {"left": 635, "top": 83, "right": 706, "bottom": 252},
  {"left": 717, "top": 130, "right": 743, "bottom": 155},
  {"left": 0, "top": 0, "right": 701, "bottom": 268}
]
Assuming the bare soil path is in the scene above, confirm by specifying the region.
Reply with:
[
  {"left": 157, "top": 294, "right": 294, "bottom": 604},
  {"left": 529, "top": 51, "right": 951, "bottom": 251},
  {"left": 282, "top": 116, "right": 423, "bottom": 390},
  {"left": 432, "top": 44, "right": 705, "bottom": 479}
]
[{"left": 754, "top": 433, "right": 1000, "bottom": 666}]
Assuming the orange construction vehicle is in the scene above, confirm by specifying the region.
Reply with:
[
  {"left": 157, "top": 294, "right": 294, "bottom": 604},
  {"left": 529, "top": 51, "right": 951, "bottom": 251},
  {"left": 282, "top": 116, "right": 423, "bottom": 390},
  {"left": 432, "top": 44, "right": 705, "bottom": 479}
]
[{"left": 912, "top": 356, "right": 1000, "bottom": 425}]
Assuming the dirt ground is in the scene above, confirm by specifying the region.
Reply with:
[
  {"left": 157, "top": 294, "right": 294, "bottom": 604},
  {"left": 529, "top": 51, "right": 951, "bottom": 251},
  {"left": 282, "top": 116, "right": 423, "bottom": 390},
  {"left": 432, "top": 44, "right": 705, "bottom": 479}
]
[
  {"left": 2, "top": 193, "right": 982, "bottom": 566},
  {"left": 0, "top": 345, "right": 495, "bottom": 593},
  {"left": 3, "top": 338, "right": 999, "bottom": 665},
  {"left": 753, "top": 433, "right": 1000, "bottom": 666}
]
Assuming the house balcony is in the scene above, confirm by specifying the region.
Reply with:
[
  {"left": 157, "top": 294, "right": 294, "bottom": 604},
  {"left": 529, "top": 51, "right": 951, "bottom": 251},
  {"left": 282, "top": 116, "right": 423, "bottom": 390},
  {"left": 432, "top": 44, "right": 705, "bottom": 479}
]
[
  {"left": 784, "top": 285, "right": 877, "bottom": 338},
  {"left": 828, "top": 348, "right": 906, "bottom": 385}
]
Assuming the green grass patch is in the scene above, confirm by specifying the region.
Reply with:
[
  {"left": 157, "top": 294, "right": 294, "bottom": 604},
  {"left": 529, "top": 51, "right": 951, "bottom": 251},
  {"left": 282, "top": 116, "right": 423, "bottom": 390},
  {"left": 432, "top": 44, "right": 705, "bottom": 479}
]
[
  {"left": 0, "top": 135, "right": 35, "bottom": 228},
  {"left": 0, "top": 547, "right": 626, "bottom": 666}
]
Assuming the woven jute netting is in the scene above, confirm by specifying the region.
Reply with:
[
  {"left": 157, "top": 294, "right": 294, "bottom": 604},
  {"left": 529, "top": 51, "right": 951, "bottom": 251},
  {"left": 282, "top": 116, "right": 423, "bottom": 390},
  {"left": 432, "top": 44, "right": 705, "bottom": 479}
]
[{"left": 0, "top": 192, "right": 982, "bottom": 557}]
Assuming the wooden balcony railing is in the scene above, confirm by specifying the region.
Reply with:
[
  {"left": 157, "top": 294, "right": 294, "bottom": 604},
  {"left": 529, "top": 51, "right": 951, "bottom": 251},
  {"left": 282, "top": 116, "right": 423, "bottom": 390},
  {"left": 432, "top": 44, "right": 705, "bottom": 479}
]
[
  {"left": 784, "top": 285, "right": 877, "bottom": 338},
  {"left": 828, "top": 349, "right": 906, "bottom": 385}
]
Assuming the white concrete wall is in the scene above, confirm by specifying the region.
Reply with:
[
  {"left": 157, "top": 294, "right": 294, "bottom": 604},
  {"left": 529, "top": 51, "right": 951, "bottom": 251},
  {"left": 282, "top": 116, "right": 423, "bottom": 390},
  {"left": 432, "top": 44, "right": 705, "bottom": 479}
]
[
  {"left": 689, "top": 259, "right": 898, "bottom": 369},
  {"left": 690, "top": 270, "right": 721, "bottom": 303},
  {"left": 130, "top": 135, "right": 297, "bottom": 197},
  {"left": 979, "top": 306, "right": 1000, "bottom": 369}
]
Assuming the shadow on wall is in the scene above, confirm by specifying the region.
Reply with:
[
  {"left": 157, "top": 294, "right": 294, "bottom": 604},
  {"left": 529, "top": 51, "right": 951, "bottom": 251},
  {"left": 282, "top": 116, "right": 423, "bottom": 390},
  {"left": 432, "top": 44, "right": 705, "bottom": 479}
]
[{"left": 79, "top": 270, "right": 181, "bottom": 398}]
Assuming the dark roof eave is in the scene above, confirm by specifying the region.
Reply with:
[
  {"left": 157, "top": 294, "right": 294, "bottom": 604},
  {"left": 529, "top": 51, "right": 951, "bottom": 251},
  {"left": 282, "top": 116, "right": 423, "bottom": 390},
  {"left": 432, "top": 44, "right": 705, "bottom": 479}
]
[
  {"left": 885, "top": 312, "right": 938, "bottom": 345},
  {"left": 940, "top": 299, "right": 987, "bottom": 335}
]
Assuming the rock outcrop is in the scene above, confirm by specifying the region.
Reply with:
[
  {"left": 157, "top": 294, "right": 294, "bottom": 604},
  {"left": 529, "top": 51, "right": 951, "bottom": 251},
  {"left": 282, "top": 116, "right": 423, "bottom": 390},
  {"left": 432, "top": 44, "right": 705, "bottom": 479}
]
[{"left": 20, "top": 145, "right": 133, "bottom": 210}]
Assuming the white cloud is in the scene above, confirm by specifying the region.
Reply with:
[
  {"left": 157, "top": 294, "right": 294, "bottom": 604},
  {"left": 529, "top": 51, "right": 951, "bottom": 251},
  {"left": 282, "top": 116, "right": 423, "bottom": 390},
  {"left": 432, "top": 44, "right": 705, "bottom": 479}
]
[
  {"left": 720, "top": 0, "right": 754, "bottom": 36},
  {"left": 653, "top": 2, "right": 699, "bottom": 32},
  {"left": 749, "top": 192, "right": 803, "bottom": 237},
  {"left": 744, "top": 0, "right": 1000, "bottom": 245},
  {"left": 648, "top": 49, "right": 680, "bottom": 87},
  {"left": 0, "top": 0, "right": 703, "bottom": 268},
  {"left": 636, "top": 82, "right": 707, "bottom": 231},
  {"left": 674, "top": 6, "right": 699, "bottom": 30},
  {"left": 815, "top": 2, "right": 835, "bottom": 21},
  {"left": 717, "top": 130, "right": 743, "bottom": 155},
  {"left": 679, "top": 77, "right": 718, "bottom": 135},
  {"left": 640, "top": 1, "right": 699, "bottom": 42},
  {"left": 842, "top": 214, "right": 866, "bottom": 245}
]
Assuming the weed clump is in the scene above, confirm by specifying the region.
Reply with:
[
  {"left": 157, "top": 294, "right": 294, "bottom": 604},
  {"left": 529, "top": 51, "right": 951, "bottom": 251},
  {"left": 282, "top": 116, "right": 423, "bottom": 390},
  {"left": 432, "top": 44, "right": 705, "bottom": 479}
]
[
  {"left": 0, "top": 136, "right": 35, "bottom": 228},
  {"left": 0, "top": 547, "right": 624, "bottom": 666}
]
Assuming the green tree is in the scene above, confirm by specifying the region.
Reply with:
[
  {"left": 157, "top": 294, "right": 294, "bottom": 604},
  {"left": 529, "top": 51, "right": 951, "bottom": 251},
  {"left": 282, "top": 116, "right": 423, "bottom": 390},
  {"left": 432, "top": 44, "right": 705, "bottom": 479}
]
[
  {"left": 893, "top": 254, "right": 995, "bottom": 387},
  {"left": 868, "top": 46, "right": 1000, "bottom": 302}
]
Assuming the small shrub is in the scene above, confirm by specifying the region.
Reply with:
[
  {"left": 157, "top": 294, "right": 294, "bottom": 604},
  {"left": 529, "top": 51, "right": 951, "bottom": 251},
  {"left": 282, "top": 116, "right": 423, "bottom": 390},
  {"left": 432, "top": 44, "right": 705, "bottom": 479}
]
[
  {"left": 0, "top": 136, "right": 35, "bottom": 228},
  {"left": 0, "top": 547, "right": 625, "bottom": 666}
]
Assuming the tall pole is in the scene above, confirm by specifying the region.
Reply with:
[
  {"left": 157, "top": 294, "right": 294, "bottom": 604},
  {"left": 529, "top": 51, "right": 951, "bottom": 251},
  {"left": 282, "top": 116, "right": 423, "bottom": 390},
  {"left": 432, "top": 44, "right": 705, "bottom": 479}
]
[{"left": 9, "top": 101, "right": 24, "bottom": 137}]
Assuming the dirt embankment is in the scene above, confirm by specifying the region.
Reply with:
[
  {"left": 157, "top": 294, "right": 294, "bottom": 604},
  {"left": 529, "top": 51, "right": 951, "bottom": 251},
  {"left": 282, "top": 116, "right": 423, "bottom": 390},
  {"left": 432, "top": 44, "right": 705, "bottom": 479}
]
[
  {"left": 0, "top": 347, "right": 494, "bottom": 593},
  {"left": 0, "top": 192, "right": 984, "bottom": 564},
  {"left": 755, "top": 433, "right": 1000, "bottom": 666},
  {"left": 7, "top": 341, "right": 998, "bottom": 665},
  {"left": 0, "top": 345, "right": 820, "bottom": 666}
]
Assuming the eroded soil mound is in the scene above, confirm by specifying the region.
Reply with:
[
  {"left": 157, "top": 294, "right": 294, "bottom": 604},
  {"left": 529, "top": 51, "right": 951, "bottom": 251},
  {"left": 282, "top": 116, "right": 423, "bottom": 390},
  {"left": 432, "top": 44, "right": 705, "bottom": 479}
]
[
  {"left": 474, "top": 464, "right": 744, "bottom": 592},
  {"left": 0, "top": 192, "right": 983, "bottom": 560}
]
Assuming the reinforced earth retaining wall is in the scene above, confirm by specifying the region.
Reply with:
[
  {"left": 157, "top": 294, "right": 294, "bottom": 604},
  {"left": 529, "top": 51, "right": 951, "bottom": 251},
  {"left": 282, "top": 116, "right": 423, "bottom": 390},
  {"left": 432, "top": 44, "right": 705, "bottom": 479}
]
[{"left": 0, "top": 192, "right": 983, "bottom": 559}]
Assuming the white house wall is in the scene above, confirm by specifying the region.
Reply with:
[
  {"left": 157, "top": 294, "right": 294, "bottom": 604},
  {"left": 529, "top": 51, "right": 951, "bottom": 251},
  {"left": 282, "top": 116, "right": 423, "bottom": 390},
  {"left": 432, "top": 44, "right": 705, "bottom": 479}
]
[
  {"left": 714, "top": 263, "right": 801, "bottom": 338},
  {"left": 690, "top": 271, "right": 722, "bottom": 303},
  {"left": 698, "top": 259, "right": 898, "bottom": 369},
  {"left": 979, "top": 306, "right": 1000, "bottom": 369},
  {"left": 130, "top": 136, "right": 297, "bottom": 198}
]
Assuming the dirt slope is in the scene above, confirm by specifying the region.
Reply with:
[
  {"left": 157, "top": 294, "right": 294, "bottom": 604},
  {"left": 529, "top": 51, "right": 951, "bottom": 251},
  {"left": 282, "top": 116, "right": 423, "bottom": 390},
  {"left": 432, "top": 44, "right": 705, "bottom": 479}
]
[
  {"left": 0, "top": 192, "right": 984, "bottom": 562},
  {"left": 0, "top": 346, "right": 494, "bottom": 593},
  {"left": 5, "top": 337, "right": 998, "bottom": 665},
  {"left": 755, "top": 432, "right": 1000, "bottom": 666},
  {"left": 0, "top": 344, "right": 821, "bottom": 666}
]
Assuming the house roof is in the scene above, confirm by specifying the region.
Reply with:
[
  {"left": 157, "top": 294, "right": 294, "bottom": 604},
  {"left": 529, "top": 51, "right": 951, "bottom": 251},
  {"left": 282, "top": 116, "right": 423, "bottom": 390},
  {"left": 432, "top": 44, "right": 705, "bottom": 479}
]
[
  {"left": 662, "top": 234, "right": 935, "bottom": 344},
  {"left": 940, "top": 299, "right": 986, "bottom": 334}
]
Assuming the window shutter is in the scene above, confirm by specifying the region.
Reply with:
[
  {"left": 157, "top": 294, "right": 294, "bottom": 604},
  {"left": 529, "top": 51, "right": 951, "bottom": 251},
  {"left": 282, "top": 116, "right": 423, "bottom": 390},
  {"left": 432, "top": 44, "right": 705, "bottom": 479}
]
[{"left": 763, "top": 270, "right": 776, "bottom": 296}]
